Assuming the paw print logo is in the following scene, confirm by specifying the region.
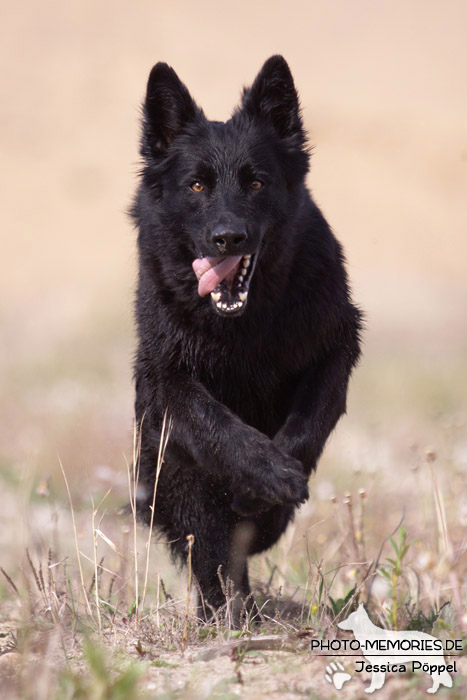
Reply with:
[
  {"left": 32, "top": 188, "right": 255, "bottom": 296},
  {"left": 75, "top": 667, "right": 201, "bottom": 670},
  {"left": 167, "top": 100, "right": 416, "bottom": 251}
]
[{"left": 325, "top": 661, "right": 352, "bottom": 690}]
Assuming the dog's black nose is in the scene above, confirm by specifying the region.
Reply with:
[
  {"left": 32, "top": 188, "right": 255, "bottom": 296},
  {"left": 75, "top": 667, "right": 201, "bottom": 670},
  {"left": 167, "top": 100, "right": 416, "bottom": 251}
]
[{"left": 211, "top": 225, "right": 248, "bottom": 254}]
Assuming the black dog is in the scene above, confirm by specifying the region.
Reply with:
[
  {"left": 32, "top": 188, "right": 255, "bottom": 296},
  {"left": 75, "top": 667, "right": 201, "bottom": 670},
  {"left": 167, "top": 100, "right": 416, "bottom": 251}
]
[{"left": 131, "top": 56, "right": 362, "bottom": 617}]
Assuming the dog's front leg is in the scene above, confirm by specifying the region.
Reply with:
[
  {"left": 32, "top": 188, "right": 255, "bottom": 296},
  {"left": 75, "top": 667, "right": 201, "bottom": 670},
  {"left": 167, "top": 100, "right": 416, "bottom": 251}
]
[
  {"left": 365, "top": 670, "right": 386, "bottom": 693},
  {"left": 274, "top": 345, "right": 360, "bottom": 476},
  {"left": 152, "top": 371, "right": 309, "bottom": 510}
]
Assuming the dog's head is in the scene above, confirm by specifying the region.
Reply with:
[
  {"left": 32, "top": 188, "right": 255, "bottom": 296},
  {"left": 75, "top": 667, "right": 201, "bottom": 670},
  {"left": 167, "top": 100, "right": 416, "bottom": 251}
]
[
  {"left": 338, "top": 604, "right": 369, "bottom": 632},
  {"left": 134, "top": 56, "right": 310, "bottom": 317}
]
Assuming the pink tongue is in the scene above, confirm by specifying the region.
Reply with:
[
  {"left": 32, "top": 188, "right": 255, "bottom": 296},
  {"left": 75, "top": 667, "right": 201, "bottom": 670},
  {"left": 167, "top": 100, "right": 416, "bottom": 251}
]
[{"left": 192, "top": 256, "right": 242, "bottom": 297}]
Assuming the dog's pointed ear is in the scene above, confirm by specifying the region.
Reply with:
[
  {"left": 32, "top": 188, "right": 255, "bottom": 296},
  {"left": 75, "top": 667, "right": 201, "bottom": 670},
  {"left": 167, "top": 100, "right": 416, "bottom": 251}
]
[
  {"left": 142, "top": 63, "right": 202, "bottom": 157},
  {"left": 240, "top": 56, "right": 304, "bottom": 140}
]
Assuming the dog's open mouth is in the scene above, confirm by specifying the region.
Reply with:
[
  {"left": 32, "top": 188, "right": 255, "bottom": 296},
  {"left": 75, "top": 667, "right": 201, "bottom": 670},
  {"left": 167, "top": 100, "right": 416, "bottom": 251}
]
[{"left": 192, "top": 253, "right": 256, "bottom": 316}]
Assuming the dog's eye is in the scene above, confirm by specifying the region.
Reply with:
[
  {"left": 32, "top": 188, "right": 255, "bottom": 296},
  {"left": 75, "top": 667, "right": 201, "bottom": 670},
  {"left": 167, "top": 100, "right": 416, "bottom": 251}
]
[
  {"left": 250, "top": 180, "right": 263, "bottom": 190},
  {"left": 190, "top": 182, "right": 204, "bottom": 193}
]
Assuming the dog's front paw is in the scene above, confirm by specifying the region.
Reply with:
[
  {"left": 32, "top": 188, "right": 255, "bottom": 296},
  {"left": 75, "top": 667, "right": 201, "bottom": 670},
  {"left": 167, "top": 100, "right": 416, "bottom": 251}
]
[
  {"left": 271, "top": 459, "right": 309, "bottom": 506},
  {"left": 252, "top": 450, "right": 308, "bottom": 508},
  {"left": 231, "top": 438, "right": 308, "bottom": 512}
]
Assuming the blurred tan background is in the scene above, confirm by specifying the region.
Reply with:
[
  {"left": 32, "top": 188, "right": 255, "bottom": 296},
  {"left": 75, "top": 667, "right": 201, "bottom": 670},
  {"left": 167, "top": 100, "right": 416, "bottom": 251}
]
[{"left": 1, "top": 0, "right": 466, "bottom": 488}]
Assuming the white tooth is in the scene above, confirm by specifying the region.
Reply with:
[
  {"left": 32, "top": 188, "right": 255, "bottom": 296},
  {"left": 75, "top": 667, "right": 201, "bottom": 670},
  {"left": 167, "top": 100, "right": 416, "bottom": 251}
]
[
  {"left": 211, "top": 291, "right": 221, "bottom": 302},
  {"left": 216, "top": 302, "right": 222, "bottom": 308},
  {"left": 243, "top": 258, "right": 251, "bottom": 268},
  {"left": 238, "top": 275, "right": 244, "bottom": 282},
  {"left": 244, "top": 254, "right": 251, "bottom": 260},
  {"left": 222, "top": 303, "right": 227, "bottom": 310},
  {"left": 239, "top": 292, "right": 248, "bottom": 302},
  {"left": 241, "top": 268, "right": 247, "bottom": 275}
]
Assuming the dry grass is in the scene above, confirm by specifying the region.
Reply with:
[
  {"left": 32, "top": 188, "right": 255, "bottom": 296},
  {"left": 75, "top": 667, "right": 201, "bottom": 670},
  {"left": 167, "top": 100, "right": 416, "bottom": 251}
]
[{"left": 0, "top": 386, "right": 466, "bottom": 699}]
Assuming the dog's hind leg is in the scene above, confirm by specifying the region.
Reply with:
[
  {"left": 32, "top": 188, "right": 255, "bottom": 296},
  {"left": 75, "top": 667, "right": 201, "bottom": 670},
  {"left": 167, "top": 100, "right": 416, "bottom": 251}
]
[
  {"left": 427, "top": 679, "right": 440, "bottom": 694},
  {"left": 426, "top": 666, "right": 453, "bottom": 693}
]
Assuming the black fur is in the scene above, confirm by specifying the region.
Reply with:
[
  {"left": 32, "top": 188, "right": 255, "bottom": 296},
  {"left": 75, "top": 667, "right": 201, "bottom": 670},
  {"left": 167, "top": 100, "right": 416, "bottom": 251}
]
[{"left": 130, "top": 56, "right": 362, "bottom": 616}]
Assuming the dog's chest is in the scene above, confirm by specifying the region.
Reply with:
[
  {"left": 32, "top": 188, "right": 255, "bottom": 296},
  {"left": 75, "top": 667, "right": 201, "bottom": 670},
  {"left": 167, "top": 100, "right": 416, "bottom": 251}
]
[{"left": 189, "top": 336, "right": 301, "bottom": 434}]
